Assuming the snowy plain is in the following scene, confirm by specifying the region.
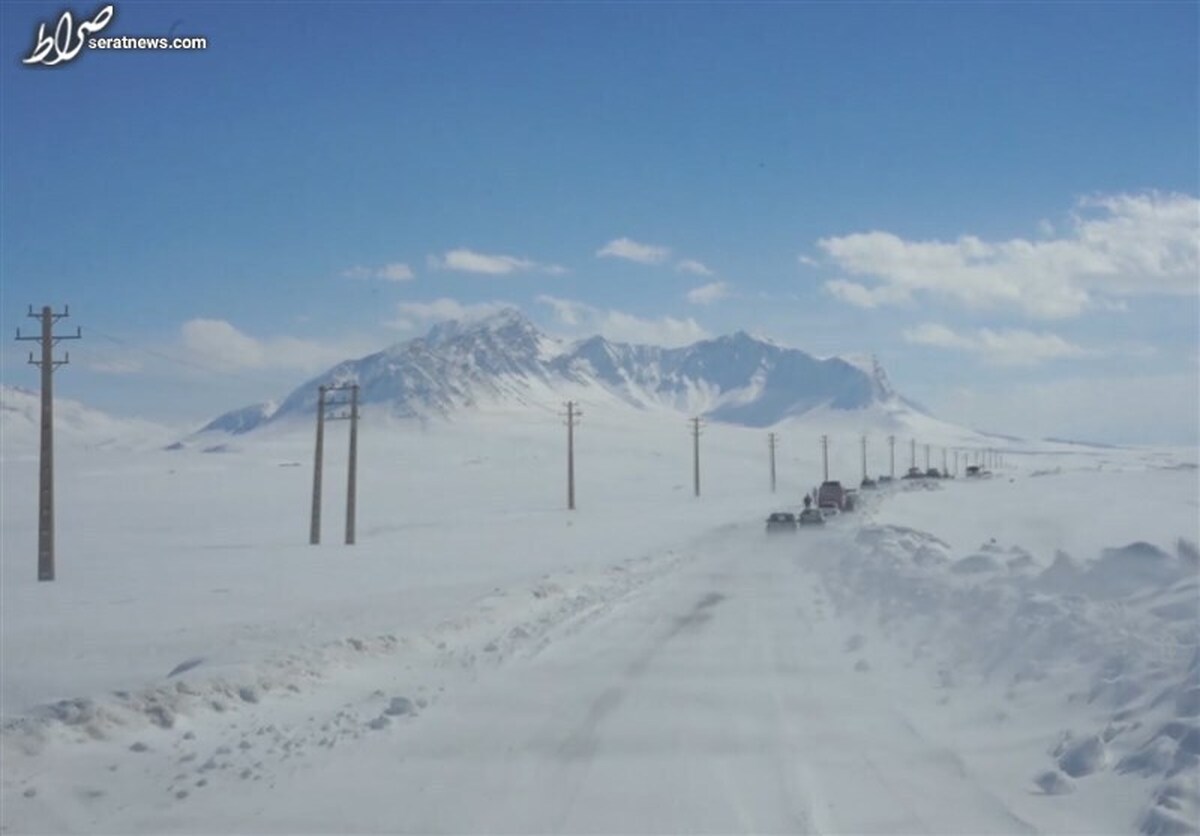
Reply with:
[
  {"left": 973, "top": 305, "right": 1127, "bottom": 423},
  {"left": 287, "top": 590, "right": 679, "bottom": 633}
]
[{"left": 1, "top": 391, "right": 1198, "bottom": 835}]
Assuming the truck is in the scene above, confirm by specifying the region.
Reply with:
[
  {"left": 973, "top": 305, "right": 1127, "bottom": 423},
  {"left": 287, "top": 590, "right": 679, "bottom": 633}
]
[{"left": 817, "top": 480, "right": 851, "bottom": 512}]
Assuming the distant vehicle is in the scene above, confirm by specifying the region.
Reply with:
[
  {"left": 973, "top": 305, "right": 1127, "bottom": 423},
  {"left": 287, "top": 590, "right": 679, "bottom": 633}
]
[
  {"left": 818, "top": 503, "right": 840, "bottom": 518},
  {"left": 925, "top": 468, "right": 942, "bottom": 479},
  {"left": 817, "top": 480, "right": 848, "bottom": 510},
  {"left": 843, "top": 489, "right": 858, "bottom": 511},
  {"left": 965, "top": 465, "right": 981, "bottom": 477},
  {"left": 860, "top": 477, "right": 877, "bottom": 489},
  {"left": 798, "top": 508, "right": 825, "bottom": 525},
  {"left": 878, "top": 475, "right": 894, "bottom": 485},
  {"left": 766, "top": 511, "right": 798, "bottom": 532},
  {"left": 903, "top": 467, "right": 924, "bottom": 479}
]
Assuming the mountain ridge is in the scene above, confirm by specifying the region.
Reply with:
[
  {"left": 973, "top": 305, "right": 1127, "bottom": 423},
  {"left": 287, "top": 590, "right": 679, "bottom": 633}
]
[{"left": 200, "top": 309, "right": 918, "bottom": 434}]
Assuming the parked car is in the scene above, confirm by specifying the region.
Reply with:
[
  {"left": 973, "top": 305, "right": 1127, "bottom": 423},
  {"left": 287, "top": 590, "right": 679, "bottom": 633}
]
[
  {"left": 798, "top": 508, "right": 825, "bottom": 525},
  {"left": 766, "top": 511, "right": 798, "bottom": 532}
]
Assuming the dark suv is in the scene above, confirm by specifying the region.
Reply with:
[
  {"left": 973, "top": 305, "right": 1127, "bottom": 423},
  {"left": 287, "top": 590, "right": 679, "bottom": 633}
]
[{"left": 766, "top": 511, "right": 798, "bottom": 533}]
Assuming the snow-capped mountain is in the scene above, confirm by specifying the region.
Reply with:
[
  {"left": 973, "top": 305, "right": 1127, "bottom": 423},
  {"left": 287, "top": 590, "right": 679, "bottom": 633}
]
[
  {"left": 548, "top": 331, "right": 900, "bottom": 425},
  {"left": 199, "top": 401, "right": 279, "bottom": 434},
  {"left": 200, "top": 309, "right": 918, "bottom": 434}
]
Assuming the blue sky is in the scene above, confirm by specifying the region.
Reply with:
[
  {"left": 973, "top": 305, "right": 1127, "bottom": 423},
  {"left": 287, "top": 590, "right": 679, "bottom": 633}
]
[{"left": 1, "top": 1, "right": 1197, "bottom": 443}]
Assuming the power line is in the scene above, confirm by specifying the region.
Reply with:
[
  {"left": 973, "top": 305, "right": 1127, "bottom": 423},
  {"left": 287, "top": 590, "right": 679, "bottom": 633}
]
[{"left": 88, "top": 330, "right": 268, "bottom": 384}]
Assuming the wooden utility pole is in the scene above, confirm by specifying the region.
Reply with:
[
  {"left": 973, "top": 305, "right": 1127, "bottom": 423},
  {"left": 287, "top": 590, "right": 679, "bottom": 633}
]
[
  {"left": 860, "top": 434, "right": 868, "bottom": 483},
  {"left": 310, "top": 384, "right": 327, "bottom": 545},
  {"left": 311, "top": 382, "right": 360, "bottom": 545},
  {"left": 942, "top": 447, "right": 948, "bottom": 475},
  {"left": 691, "top": 417, "right": 703, "bottom": 497},
  {"left": 910, "top": 438, "right": 917, "bottom": 470},
  {"left": 888, "top": 434, "right": 895, "bottom": 479},
  {"left": 15, "top": 305, "right": 81, "bottom": 582},
  {"left": 768, "top": 432, "right": 777, "bottom": 493},
  {"left": 345, "top": 384, "right": 359, "bottom": 545},
  {"left": 820, "top": 434, "right": 829, "bottom": 482},
  {"left": 564, "top": 401, "right": 581, "bottom": 509},
  {"left": 924, "top": 443, "right": 930, "bottom": 472}
]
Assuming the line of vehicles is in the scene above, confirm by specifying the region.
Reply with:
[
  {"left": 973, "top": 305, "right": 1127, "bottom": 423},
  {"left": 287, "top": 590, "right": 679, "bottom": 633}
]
[
  {"left": 765, "top": 464, "right": 992, "bottom": 533},
  {"left": 765, "top": 479, "right": 857, "bottom": 532}
]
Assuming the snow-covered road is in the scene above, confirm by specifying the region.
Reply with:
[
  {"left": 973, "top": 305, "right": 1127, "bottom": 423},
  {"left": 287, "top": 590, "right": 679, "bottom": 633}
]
[
  {"left": 244, "top": 529, "right": 1034, "bottom": 835},
  {"left": 4, "top": 523, "right": 1049, "bottom": 834}
]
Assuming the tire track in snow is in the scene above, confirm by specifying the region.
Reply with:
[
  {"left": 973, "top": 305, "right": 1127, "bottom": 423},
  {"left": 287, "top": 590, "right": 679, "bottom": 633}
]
[
  {"left": 747, "top": 562, "right": 822, "bottom": 835},
  {"left": 548, "top": 587, "right": 735, "bottom": 832}
]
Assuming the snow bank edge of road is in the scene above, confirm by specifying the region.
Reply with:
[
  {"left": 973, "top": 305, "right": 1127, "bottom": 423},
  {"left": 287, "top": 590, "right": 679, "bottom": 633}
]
[
  {"left": 1, "top": 523, "right": 745, "bottom": 758},
  {"left": 823, "top": 520, "right": 1200, "bottom": 836}
]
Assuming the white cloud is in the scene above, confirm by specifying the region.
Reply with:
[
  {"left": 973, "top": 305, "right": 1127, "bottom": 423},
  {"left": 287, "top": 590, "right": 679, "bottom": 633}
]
[
  {"left": 797, "top": 254, "right": 820, "bottom": 268},
  {"left": 903, "top": 323, "right": 973, "bottom": 351},
  {"left": 676, "top": 259, "right": 714, "bottom": 277},
  {"left": 377, "top": 263, "right": 415, "bottom": 282},
  {"left": 817, "top": 192, "right": 1199, "bottom": 319},
  {"left": 428, "top": 248, "right": 563, "bottom": 276},
  {"left": 596, "top": 237, "right": 671, "bottom": 265},
  {"left": 535, "top": 295, "right": 707, "bottom": 347},
  {"left": 686, "top": 281, "right": 731, "bottom": 305},
  {"left": 903, "top": 322, "right": 1093, "bottom": 366},
  {"left": 385, "top": 298, "right": 513, "bottom": 331},
  {"left": 181, "top": 319, "right": 266, "bottom": 370},
  {"left": 342, "top": 262, "right": 415, "bottom": 282},
  {"left": 824, "top": 279, "right": 911, "bottom": 309},
  {"left": 535, "top": 295, "right": 586, "bottom": 327},
  {"left": 932, "top": 373, "right": 1199, "bottom": 445},
  {"left": 600, "top": 311, "right": 709, "bottom": 346},
  {"left": 179, "top": 319, "right": 374, "bottom": 373}
]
